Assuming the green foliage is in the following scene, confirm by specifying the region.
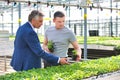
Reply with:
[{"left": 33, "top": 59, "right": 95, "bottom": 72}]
[
  {"left": 9, "top": 35, "right": 120, "bottom": 46},
  {"left": 76, "top": 36, "right": 120, "bottom": 46},
  {"left": 72, "top": 50, "right": 77, "bottom": 60},
  {"left": 72, "top": 50, "right": 77, "bottom": 55},
  {"left": 9, "top": 35, "right": 15, "bottom": 41},
  {"left": 114, "top": 45, "right": 120, "bottom": 51},
  {"left": 1, "top": 55, "right": 120, "bottom": 80},
  {"left": 47, "top": 40, "right": 54, "bottom": 52}
]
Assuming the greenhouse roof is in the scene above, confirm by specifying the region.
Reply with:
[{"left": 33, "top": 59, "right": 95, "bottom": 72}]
[
  {"left": 0, "top": 0, "right": 119, "bottom": 6},
  {"left": 0, "top": 0, "right": 120, "bottom": 13}
]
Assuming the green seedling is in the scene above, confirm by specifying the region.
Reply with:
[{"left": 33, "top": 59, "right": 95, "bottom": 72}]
[{"left": 48, "top": 40, "right": 54, "bottom": 52}]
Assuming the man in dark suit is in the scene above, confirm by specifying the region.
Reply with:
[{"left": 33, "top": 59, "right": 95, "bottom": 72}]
[{"left": 10, "top": 10, "right": 69, "bottom": 71}]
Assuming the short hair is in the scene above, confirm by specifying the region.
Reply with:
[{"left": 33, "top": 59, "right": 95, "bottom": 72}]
[
  {"left": 28, "top": 10, "right": 44, "bottom": 22},
  {"left": 54, "top": 11, "right": 65, "bottom": 18}
]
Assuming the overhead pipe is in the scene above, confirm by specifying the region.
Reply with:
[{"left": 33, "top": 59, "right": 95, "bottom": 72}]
[{"left": 0, "top": 0, "right": 120, "bottom": 11}]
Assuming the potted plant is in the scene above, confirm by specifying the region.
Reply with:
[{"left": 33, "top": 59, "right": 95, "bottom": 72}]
[
  {"left": 72, "top": 50, "right": 77, "bottom": 60},
  {"left": 47, "top": 40, "right": 54, "bottom": 53},
  {"left": 114, "top": 45, "right": 120, "bottom": 55}
]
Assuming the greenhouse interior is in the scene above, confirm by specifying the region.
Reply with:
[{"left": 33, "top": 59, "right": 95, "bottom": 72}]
[{"left": 0, "top": 0, "right": 120, "bottom": 80}]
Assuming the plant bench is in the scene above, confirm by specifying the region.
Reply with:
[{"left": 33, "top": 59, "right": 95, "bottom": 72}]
[
  {"left": 0, "top": 55, "right": 120, "bottom": 80},
  {"left": 0, "top": 30, "right": 11, "bottom": 72},
  {"left": 0, "top": 30, "right": 9, "bottom": 41},
  {"left": 0, "top": 56, "right": 11, "bottom": 72},
  {"left": 68, "top": 44, "right": 118, "bottom": 59}
]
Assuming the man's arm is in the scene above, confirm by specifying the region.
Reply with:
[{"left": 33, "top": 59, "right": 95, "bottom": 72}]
[
  {"left": 71, "top": 41, "right": 82, "bottom": 61},
  {"left": 24, "top": 30, "right": 69, "bottom": 65},
  {"left": 42, "top": 37, "right": 70, "bottom": 65}
]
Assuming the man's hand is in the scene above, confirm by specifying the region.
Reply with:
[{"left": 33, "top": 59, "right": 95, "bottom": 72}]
[
  {"left": 76, "top": 54, "right": 81, "bottom": 61},
  {"left": 43, "top": 46, "right": 51, "bottom": 52},
  {"left": 59, "top": 58, "right": 70, "bottom": 65}
]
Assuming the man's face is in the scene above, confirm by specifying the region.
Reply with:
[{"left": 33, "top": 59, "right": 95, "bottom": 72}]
[
  {"left": 53, "top": 17, "right": 65, "bottom": 29},
  {"left": 32, "top": 16, "right": 43, "bottom": 29}
]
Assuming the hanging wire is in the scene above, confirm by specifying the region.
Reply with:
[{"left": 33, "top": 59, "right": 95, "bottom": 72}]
[
  {"left": 13, "top": 1, "right": 17, "bottom": 6},
  {"left": 28, "top": 1, "right": 31, "bottom": 6}
]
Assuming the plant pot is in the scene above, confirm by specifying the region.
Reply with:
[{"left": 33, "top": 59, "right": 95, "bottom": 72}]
[
  {"left": 114, "top": 49, "right": 120, "bottom": 55},
  {"left": 72, "top": 55, "right": 77, "bottom": 60},
  {"left": 49, "top": 48, "right": 54, "bottom": 53}
]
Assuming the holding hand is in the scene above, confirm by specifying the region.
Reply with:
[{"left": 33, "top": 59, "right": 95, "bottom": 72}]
[
  {"left": 76, "top": 54, "right": 81, "bottom": 61},
  {"left": 43, "top": 46, "right": 51, "bottom": 52},
  {"left": 59, "top": 58, "right": 70, "bottom": 65}
]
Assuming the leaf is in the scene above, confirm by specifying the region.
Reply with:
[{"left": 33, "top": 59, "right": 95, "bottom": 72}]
[
  {"left": 72, "top": 50, "right": 77, "bottom": 55},
  {"left": 48, "top": 40, "right": 54, "bottom": 52}
]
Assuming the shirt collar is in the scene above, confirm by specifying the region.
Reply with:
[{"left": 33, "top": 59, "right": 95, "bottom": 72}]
[{"left": 28, "top": 22, "right": 35, "bottom": 31}]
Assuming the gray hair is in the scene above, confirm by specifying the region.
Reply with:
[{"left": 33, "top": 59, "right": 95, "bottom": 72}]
[{"left": 28, "top": 10, "right": 44, "bottom": 22}]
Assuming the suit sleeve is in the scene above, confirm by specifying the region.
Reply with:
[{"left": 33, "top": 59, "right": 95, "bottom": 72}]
[{"left": 24, "top": 30, "right": 59, "bottom": 65}]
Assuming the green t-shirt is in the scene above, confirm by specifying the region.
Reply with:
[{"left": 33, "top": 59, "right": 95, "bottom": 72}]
[{"left": 45, "top": 26, "right": 76, "bottom": 57}]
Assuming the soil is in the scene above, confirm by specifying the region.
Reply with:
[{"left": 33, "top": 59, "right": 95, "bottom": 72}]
[{"left": 72, "top": 55, "right": 77, "bottom": 60}]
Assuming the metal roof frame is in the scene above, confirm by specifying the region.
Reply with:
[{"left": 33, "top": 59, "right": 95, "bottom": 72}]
[{"left": 0, "top": 0, "right": 120, "bottom": 10}]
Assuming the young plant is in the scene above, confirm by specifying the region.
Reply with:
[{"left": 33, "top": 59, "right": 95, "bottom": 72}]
[
  {"left": 114, "top": 45, "right": 120, "bottom": 55},
  {"left": 72, "top": 50, "right": 77, "bottom": 60},
  {"left": 47, "top": 40, "right": 54, "bottom": 52},
  {"left": 114, "top": 45, "right": 120, "bottom": 51}
]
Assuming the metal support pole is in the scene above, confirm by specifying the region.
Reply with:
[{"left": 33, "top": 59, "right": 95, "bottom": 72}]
[
  {"left": 1, "top": 13, "right": 4, "bottom": 30},
  {"left": 74, "top": 24, "right": 76, "bottom": 35},
  {"left": 110, "top": 0, "right": 113, "bottom": 37},
  {"left": 69, "top": 1, "right": 71, "bottom": 28},
  {"left": 116, "top": 3, "right": 118, "bottom": 37},
  {"left": 49, "top": 9, "right": 51, "bottom": 26},
  {"left": 18, "top": 2, "right": 21, "bottom": 27},
  {"left": 4, "top": 56, "right": 7, "bottom": 72},
  {"left": 37, "top": 0, "right": 39, "bottom": 10},
  {"left": 81, "top": 9, "right": 83, "bottom": 36},
  {"left": 11, "top": 4, "right": 13, "bottom": 35},
  {"left": 97, "top": 1, "right": 100, "bottom": 32},
  {"left": 84, "top": 7, "right": 87, "bottom": 59}
]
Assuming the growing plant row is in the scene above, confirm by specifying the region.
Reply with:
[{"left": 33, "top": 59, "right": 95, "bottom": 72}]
[
  {"left": 0, "top": 55, "right": 120, "bottom": 80},
  {"left": 10, "top": 36, "right": 120, "bottom": 45}
]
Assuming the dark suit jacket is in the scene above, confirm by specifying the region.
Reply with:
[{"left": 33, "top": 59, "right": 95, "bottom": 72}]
[{"left": 10, "top": 22, "right": 59, "bottom": 71}]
